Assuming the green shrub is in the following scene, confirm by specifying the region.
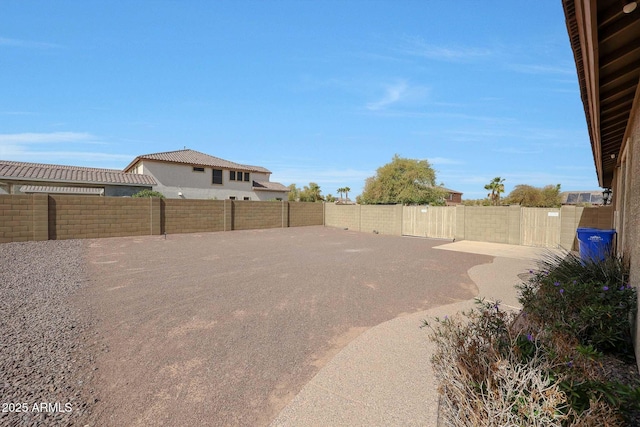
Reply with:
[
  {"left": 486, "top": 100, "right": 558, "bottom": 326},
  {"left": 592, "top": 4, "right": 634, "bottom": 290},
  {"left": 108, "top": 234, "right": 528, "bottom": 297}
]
[
  {"left": 131, "top": 189, "right": 165, "bottom": 198},
  {"left": 425, "top": 251, "right": 640, "bottom": 426},
  {"left": 518, "top": 252, "right": 636, "bottom": 359},
  {"left": 426, "top": 299, "right": 639, "bottom": 426}
]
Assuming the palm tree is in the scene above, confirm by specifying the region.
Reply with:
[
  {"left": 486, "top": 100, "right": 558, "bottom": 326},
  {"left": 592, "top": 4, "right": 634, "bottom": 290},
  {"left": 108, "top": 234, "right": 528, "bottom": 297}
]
[
  {"left": 308, "top": 182, "right": 323, "bottom": 202},
  {"left": 484, "top": 177, "right": 505, "bottom": 206},
  {"left": 337, "top": 187, "right": 345, "bottom": 201},
  {"left": 344, "top": 186, "right": 351, "bottom": 202}
]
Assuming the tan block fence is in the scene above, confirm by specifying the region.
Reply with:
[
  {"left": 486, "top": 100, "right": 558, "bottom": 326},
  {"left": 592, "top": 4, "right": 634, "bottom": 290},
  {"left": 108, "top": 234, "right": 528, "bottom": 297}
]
[
  {"left": 0, "top": 195, "right": 613, "bottom": 250},
  {"left": 325, "top": 204, "right": 614, "bottom": 250},
  {"left": 0, "top": 195, "right": 324, "bottom": 243}
]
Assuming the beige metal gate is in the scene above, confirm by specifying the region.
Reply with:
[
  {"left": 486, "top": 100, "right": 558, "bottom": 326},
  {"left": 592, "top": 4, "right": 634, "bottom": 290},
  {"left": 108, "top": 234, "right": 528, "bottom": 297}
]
[
  {"left": 520, "top": 207, "right": 561, "bottom": 248},
  {"left": 402, "top": 206, "right": 455, "bottom": 239}
]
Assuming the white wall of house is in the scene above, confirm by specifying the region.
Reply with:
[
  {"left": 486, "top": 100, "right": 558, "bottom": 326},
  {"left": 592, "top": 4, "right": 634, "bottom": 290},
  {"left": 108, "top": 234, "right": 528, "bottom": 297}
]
[{"left": 136, "top": 160, "right": 287, "bottom": 200}]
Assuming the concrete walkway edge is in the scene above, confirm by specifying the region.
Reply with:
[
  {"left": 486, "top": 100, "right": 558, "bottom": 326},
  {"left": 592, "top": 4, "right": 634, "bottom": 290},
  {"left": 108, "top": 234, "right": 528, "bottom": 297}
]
[{"left": 270, "top": 241, "right": 548, "bottom": 426}]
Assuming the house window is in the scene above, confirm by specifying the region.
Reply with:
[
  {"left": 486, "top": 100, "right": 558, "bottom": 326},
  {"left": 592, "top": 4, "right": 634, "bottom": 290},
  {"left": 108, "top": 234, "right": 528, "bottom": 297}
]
[
  {"left": 193, "top": 166, "right": 205, "bottom": 172},
  {"left": 212, "top": 169, "right": 223, "bottom": 185},
  {"left": 229, "top": 196, "right": 236, "bottom": 200},
  {"left": 229, "top": 170, "right": 250, "bottom": 181},
  {"left": 243, "top": 197, "right": 250, "bottom": 201}
]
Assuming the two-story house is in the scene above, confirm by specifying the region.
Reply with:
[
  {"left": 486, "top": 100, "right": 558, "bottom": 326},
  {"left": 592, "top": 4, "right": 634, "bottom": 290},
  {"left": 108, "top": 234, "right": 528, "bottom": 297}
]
[{"left": 124, "top": 149, "right": 289, "bottom": 200}]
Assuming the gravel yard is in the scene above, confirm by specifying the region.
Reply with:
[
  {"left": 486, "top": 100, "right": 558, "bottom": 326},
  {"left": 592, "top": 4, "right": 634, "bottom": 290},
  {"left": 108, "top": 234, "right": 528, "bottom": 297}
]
[
  {"left": 1, "top": 227, "right": 492, "bottom": 426},
  {"left": 0, "top": 240, "right": 95, "bottom": 427}
]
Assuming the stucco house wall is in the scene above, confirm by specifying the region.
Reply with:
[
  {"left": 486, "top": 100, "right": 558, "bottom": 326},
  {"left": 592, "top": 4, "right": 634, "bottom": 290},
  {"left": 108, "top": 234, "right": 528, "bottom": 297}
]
[
  {"left": 621, "top": 100, "right": 640, "bottom": 365},
  {"left": 137, "top": 160, "right": 282, "bottom": 200},
  {"left": 125, "top": 150, "right": 289, "bottom": 201}
]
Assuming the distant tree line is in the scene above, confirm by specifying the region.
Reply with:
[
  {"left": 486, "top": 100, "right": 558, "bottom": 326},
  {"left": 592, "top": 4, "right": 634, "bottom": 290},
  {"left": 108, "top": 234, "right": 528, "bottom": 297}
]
[{"left": 463, "top": 179, "right": 562, "bottom": 208}]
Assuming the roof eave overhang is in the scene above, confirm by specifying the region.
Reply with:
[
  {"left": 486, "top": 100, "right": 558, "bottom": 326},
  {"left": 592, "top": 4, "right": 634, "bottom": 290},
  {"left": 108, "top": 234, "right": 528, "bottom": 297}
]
[
  {"left": 0, "top": 177, "right": 154, "bottom": 187},
  {"left": 251, "top": 187, "right": 289, "bottom": 192},
  {"left": 563, "top": 0, "right": 640, "bottom": 188},
  {"left": 565, "top": 0, "right": 604, "bottom": 185}
]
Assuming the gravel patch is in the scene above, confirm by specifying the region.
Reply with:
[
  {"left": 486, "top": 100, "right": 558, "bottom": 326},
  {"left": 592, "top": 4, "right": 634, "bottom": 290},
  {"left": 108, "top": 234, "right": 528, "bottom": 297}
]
[{"left": 0, "top": 240, "right": 96, "bottom": 427}]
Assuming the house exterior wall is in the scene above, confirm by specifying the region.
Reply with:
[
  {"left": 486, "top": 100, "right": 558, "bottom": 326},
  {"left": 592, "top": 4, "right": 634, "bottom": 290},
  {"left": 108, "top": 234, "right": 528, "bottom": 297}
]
[
  {"left": 621, "top": 103, "right": 640, "bottom": 371},
  {"left": 446, "top": 192, "right": 462, "bottom": 205},
  {"left": 138, "top": 160, "right": 285, "bottom": 200}
]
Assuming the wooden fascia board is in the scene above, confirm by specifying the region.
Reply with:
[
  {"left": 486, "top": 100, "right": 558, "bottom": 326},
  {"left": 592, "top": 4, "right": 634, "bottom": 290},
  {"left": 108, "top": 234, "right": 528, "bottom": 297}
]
[{"left": 576, "top": 0, "right": 604, "bottom": 186}]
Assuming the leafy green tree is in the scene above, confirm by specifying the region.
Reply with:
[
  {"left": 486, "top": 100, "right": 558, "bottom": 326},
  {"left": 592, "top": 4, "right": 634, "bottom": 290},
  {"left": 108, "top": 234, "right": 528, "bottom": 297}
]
[
  {"left": 462, "top": 198, "right": 492, "bottom": 206},
  {"left": 484, "top": 177, "right": 505, "bottom": 206},
  {"left": 359, "top": 155, "right": 446, "bottom": 205},
  {"left": 132, "top": 189, "right": 165, "bottom": 198},
  {"left": 541, "top": 184, "right": 562, "bottom": 207},
  {"left": 325, "top": 194, "right": 336, "bottom": 202},
  {"left": 504, "top": 184, "right": 541, "bottom": 206},
  {"left": 505, "top": 184, "right": 561, "bottom": 207},
  {"left": 299, "top": 182, "right": 324, "bottom": 202},
  {"left": 287, "top": 184, "right": 300, "bottom": 202}
]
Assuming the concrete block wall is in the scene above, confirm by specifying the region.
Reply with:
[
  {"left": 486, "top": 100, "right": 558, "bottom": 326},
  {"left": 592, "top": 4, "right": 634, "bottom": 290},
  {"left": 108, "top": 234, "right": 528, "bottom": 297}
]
[
  {"left": 48, "top": 195, "right": 160, "bottom": 240},
  {"left": 578, "top": 206, "right": 614, "bottom": 229},
  {"left": 360, "top": 205, "right": 403, "bottom": 236},
  {"left": 324, "top": 204, "right": 361, "bottom": 231},
  {"left": 460, "top": 206, "right": 512, "bottom": 244},
  {"left": 232, "top": 201, "right": 287, "bottom": 230},
  {"left": 0, "top": 195, "right": 48, "bottom": 243},
  {"left": 560, "top": 206, "right": 583, "bottom": 250},
  {"left": 455, "top": 205, "right": 466, "bottom": 241},
  {"left": 162, "top": 199, "right": 225, "bottom": 234},
  {"left": 560, "top": 206, "right": 615, "bottom": 251},
  {"left": 507, "top": 205, "right": 521, "bottom": 245},
  {"left": 288, "top": 202, "right": 324, "bottom": 227}
]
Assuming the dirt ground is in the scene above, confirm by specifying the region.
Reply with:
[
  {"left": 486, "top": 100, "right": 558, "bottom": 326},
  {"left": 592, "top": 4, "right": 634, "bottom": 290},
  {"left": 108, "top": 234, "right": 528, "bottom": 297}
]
[{"left": 77, "top": 226, "right": 492, "bottom": 426}]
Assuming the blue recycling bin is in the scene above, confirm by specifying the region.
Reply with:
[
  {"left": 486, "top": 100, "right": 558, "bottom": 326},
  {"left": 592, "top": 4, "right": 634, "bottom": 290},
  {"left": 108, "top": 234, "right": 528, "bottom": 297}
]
[{"left": 576, "top": 228, "right": 616, "bottom": 262}]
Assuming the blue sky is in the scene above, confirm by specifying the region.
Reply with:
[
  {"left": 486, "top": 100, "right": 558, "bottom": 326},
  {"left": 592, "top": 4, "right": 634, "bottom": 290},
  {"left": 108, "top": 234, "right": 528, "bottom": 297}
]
[{"left": 1, "top": 1, "right": 599, "bottom": 199}]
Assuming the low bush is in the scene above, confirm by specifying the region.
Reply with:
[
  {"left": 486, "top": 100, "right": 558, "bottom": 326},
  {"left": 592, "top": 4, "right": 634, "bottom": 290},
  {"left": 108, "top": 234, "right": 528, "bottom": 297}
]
[
  {"left": 518, "top": 252, "right": 636, "bottom": 359},
  {"left": 131, "top": 189, "right": 165, "bottom": 198},
  {"left": 425, "top": 252, "right": 639, "bottom": 426}
]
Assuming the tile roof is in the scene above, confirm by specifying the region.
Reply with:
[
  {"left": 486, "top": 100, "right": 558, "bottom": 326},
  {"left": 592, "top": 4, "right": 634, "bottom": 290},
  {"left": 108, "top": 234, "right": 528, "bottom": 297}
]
[
  {"left": 0, "top": 160, "right": 157, "bottom": 186},
  {"left": 439, "top": 186, "right": 462, "bottom": 195},
  {"left": 252, "top": 180, "right": 289, "bottom": 192},
  {"left": 124, "top": 149, "right": 271, "bottom": 174},
  {"left": 20, "top": 186, "right": 104, "bottom": 195}
]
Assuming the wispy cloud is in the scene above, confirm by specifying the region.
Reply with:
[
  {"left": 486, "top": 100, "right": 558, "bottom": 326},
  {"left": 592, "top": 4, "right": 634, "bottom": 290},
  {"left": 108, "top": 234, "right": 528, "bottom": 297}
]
[
  {"left": 0, "top": 37, "right": 62, "bottom": 49},
  {"left": 428, "top": 157, "right": 464, "bottom": 165},
  {"left": 398, "top": 36, "right": 493, "bottom": 62},
  {"left": 0, "top": 131, "right": 133, "bottom": 168},
  {"left": 366, "top": 81, "right": 409, "bottom": 111},
  {"left": 508, "top": 63, "right": 575, "bottom": 75},
  {"left": 365, "top": 80, "right": 430, "bottom": 111},
  {"left": 272, "top": 167, "right": 373, "bottom": 185},
  {"left": 0, "top": 111, "right": 35, "bottom": 116},
  {"left": 0, "top": 132, "right": 94, "bottom": 144},
  {"left": 0, "top": 149, "right": 133, "bottom": 164}
]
